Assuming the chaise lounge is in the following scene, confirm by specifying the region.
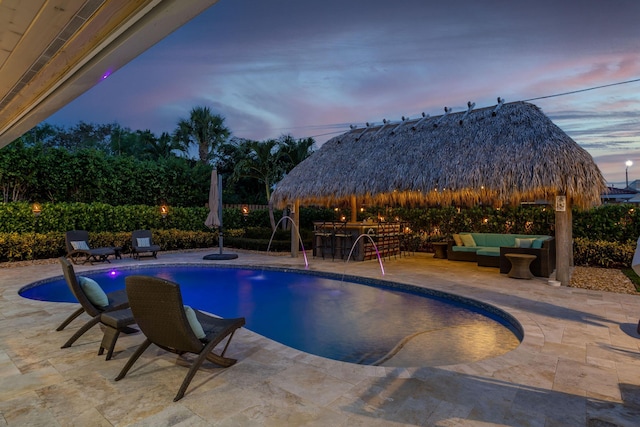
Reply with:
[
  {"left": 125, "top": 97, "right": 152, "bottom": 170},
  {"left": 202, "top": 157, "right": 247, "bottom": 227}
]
[
  {"left": 58, "top": 257, "right": 136, "bottom": 359},
  {"left": 115, "top": 275, "right": 246, "bottom": 401},
  {"left": 131, "top": 229, "right": 161, "bottom": 259},
  {"left": 65, "top": 230, "right": 116, "bottom": 264}
]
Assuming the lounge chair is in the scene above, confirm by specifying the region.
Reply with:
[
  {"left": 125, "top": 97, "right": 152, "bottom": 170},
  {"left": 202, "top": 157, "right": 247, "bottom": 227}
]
[
  {"left": 131, "top": 230, "right": 161, "bottom": 259},
  {"left": 65, "top": 230, "right": 115, "bottom": 265},
  {"left": 58, "top": 257, "right": 136, "bottom": 359},
  {"left": 115, "top": 275, "right": 246, "bottom": 401}
]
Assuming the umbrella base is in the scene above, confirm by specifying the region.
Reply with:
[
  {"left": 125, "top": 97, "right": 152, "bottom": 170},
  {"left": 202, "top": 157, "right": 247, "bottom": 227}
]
[{"left": 203, "top": 253, "right": 239, "bottom": 260}]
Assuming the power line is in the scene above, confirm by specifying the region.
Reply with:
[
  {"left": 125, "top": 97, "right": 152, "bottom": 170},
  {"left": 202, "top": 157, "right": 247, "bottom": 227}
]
[
  {"left": 523, "top": 77, "right": 640, "bottom": 102},
  {"left": 241, "top": 77, "right": 640, "bottom": 141}
]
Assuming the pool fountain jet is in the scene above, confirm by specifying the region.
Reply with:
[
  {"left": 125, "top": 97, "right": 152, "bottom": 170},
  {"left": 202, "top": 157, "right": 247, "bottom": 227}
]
[
  {"left": 267, "top": 216, "right": 309, "bottom": 269},
  {"left": 344, "top": 234, "right": 385, "bottom": 276}
]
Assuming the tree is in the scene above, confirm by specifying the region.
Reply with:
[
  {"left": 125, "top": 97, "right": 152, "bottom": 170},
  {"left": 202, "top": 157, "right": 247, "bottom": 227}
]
[
  {"left": 234, "top": 139, "right": 284, "bottom": 229},
  {"left": 278, "top": 135, "right": 315, "bottom": 173},
  {"left": 173, "top": 106, "right": 230, "bottom": 164}
]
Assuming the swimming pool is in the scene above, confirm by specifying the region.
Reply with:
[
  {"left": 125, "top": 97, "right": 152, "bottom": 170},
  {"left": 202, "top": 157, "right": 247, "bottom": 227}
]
[{"left": 20, "top": 265, "right": 522, "bottom": 366}]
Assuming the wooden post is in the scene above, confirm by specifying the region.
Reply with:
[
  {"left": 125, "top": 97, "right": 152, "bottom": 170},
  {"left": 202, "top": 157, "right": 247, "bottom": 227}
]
[
  {"left": 290, "top": 200, "right": 300, "bottom": 258},
  {"left": 350, "top": 195, "right": 357, "bottom": 223},
  {"left": 555, "top": 195, "right": 571, "bottom": 286}
]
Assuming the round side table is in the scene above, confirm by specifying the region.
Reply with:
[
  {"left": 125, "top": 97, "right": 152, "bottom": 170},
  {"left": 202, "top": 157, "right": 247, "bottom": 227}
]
[
  {"left": 432, "top": 242, "right": 448, "bottom": 259},
  {"left": 505, "top": 253, "right": 536, "bottom": 279}
]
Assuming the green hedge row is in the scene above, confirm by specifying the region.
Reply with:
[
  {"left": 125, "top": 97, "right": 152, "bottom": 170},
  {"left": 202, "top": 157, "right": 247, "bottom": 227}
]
[
  {"left": 0, "top": 202, "right": 336, "bottom": 233},
  {"left": 573, "top": 237, "right": 635, "bottom": 268},
  {"left": 0, "top": 229, "right": 218, "bottom": 262}
]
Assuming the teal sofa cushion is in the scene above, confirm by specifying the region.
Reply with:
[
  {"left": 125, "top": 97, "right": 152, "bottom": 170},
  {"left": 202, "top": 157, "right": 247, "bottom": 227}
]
[
  {"left": 451, "top": 246, "right": 480, "bottom": 253},
  {"left": 476, "top": 247, "right": 500, "bottom": 256}
]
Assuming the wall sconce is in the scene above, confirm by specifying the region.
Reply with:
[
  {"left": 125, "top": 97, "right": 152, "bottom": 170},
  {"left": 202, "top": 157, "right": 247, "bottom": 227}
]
[
  {"left": 160, "top": 205, "right": 168, "bottom": 218},
  {"left": 241, "top": 205, "right": 250, "bottom": 217},
  {"left": 32, "top": 203, "right": 42, "bottom": 217},
  {"left": 340, "top": 215, "right": 346, "bottom": 222}
]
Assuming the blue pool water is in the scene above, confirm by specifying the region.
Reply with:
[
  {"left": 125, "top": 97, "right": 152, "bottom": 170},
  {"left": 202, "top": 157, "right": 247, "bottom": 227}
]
[{"left": 20, "top": 265, "right": 522, "bottom": 365}]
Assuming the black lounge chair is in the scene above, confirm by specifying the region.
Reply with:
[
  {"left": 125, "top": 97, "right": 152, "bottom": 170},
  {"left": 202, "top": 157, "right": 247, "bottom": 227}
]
[
  {"left": 65, "top": 230, "right": 115, "bottom": 265},
  {"left": 58, "top": 257, "right": 135, "bottom": 358},
  {"left": 115, "top": 275, "right": 246, "bottom": 401},
  {"left": 131, "top": 229, "right": 161, "bottom": 259}
]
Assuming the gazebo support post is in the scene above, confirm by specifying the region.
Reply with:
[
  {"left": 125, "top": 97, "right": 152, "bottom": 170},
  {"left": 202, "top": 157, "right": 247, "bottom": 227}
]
[
  {"left": 555, "top": 195, "right": 571, "bottom": 286},
  {"left": 350, "top": 195, "right": 357, "bottom": 223},
  {"left": 290, "top": 200, "right": 300, "bottom": 258}
]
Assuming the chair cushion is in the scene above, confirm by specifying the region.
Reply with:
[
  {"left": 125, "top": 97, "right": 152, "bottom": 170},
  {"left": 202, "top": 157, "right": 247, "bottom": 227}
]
[
  {"left": 184, "top": 306, "right": 206, "bottom": 339},
  {"left": 71, "top": 240, "right": 90, "bottom": 250},
  {"left": 136, "top": 237, "right": 151, "bottom": 247},
  {"left": 452, "top": 234, "right": 463, "bottom": 246},
  {"left": 459, "top": 234, "right": 476, "bottom": 247},
  {"left": 78, "top": 276, "right": 108, "bottom": 307}
]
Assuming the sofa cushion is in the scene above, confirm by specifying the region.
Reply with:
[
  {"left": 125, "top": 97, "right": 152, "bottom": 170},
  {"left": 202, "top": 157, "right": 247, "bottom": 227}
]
[
  {"left": 451, "top": 245, "right": 480, "bottom": 253},
  {"left": 476, "top": 247, "right": 500, "bottom": 256},
  {"left": 452, "top": 234, "right": 463, "bottom": 246},
  {"left": 531, "top": 237, "right": 547, "bottom": 249},
  {"left": 515, "top": 238, "right": 536, "bottom": 248},
  {"left": 460, "top": 234, "right": 476, "bottom": 247}
]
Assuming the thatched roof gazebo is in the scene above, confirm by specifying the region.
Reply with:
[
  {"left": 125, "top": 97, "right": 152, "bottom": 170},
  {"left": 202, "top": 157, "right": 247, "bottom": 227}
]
[{"left": 271, "top": 101, "right": 607, "bottom": 285}]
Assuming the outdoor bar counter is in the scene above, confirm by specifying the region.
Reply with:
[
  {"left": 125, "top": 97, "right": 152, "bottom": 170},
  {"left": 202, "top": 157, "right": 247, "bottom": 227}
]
[{"left": 312, "top": 221, "right": 402, "bottom": 261}]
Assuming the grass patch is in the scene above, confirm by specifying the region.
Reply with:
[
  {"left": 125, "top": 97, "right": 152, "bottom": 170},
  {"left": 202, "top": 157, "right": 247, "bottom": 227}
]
[{"left": 621, "top": 268, "right": 640, "bottom": 292}]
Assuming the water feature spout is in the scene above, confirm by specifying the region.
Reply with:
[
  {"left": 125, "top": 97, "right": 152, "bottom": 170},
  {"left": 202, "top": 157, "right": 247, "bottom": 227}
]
[
  {"left": 345, "top": 234, "right": 385, "bottom": 276},
  {"left": 267, "top": 216, "right": 309, "bottom": 268}
]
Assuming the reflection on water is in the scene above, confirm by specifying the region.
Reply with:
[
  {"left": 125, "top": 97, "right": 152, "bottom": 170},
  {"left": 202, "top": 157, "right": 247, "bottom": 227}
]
[{"left": 20, "top": 266, "right": 521, "bottom": 366}]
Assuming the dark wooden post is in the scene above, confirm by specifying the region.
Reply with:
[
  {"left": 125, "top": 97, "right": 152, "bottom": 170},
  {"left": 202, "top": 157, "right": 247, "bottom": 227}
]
[
  {"left": 555, "top": 195, "right": 571, "bottom": 285},
  {"left": 350, "top": 195, "right": 358, "bottom": 223},
  {"left": 291, "top": 200, "right": 300, "bottom": 258}
]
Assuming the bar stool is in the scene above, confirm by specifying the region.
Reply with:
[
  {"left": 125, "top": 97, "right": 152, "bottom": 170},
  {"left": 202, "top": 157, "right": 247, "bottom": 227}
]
[
  {"left": 334, "top": 221, "right": 354, "bottom": 261},
  {"left": 314, "top": 222, "right": 334, "bottom": 259}
]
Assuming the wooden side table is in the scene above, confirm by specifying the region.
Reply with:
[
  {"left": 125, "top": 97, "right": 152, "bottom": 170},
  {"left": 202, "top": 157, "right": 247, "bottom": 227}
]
[
  {"left": 505, "top": 253, "right": 537, "bottom": 279},
  {"left": 432, "top": 242, "right": 448, "bottom": 259}
]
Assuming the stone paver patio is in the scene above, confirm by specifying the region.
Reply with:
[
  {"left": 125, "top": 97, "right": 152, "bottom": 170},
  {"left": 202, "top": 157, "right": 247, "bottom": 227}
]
[{"left": 1, "top": 249, "right": 640, "bottom": 426}]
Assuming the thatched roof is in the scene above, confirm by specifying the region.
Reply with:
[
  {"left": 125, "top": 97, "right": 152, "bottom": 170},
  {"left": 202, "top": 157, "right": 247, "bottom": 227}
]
[{"left": 271, "top": 101, "right": 606, "bottom": 209}]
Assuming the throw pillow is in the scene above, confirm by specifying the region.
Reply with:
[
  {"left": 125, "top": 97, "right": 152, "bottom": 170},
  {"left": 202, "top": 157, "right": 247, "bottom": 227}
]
[
  {"left": 452, "top": 234, "right": 463, "bottom": 246},
  {"left": 531, "top": 238, "right": 545, "bottom": 249},
  {"left": 71, "top": 240, "right": 90, "bottom": 250},
  {"left": 136, "top": 237, "right": 151, "bottom": 247},
  {"left": 515, "top": 238, "right": 535, "bottom": 248},
  {"left": 459, "top": 234, "right": 476, "bottom": 247},
  {"left": 78, "top": 276, "right": 109, "bottom": 308},
  {"left": 184, "top": 306, "right": 206, "bottom": 339}
]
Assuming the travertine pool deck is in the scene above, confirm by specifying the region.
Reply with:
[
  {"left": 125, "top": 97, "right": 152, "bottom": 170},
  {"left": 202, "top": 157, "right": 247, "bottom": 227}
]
[{"left": 1, "top": 249, "right": 640, "bottom": 426}]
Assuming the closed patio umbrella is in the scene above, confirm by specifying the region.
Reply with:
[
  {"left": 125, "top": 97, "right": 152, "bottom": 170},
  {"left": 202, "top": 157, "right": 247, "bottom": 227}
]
[
  {"left": 203, "top": 168, "right": 237, "bottom": 260},
  {"left": 205, "top": 169, "right": 220, "bottom": 230}
]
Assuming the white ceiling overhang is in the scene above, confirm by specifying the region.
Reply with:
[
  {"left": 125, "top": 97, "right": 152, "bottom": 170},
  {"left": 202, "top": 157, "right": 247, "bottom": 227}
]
[{"left": 0, "top": 0, "right": 219, "bottom": 148}]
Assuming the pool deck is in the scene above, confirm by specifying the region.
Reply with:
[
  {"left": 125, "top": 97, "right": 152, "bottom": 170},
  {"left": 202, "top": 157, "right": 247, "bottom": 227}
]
[{"left": 1, "top": 249, "right": 640, "bottom": 426}]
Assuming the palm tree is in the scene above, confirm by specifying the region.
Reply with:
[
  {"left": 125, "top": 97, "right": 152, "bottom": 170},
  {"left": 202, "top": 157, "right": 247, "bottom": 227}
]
[
  {"left": 278, "top": 135, "right": 315, "bottom": 173},
  {"left": 234, "top": 139, "right": 283, "bottom": 229},
  {"left": 173, "top": 106, "right": 230, "bottom": 164}
]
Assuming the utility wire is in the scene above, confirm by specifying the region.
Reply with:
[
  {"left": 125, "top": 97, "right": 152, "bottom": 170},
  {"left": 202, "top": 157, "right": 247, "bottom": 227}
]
[
  {"left": 523, "top": 77, "right": 640, "bottom": 102},
  {"left": 244, "top": 77, "right": 640, "bottom": 140}
]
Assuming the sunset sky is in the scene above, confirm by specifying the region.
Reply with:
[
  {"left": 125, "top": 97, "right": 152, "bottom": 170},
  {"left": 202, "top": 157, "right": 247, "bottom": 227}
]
[{"left": 47, "top": 0, "right": 640, "bottom": 186}]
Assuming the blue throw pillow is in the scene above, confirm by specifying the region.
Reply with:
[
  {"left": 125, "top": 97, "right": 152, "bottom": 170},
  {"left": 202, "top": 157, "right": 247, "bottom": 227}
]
[
  {"left": 184, "top": 306, "right": 206, "bottom": 339},
  {"left": 532, "top": 238, "right": 546, "bottom": 249},
  {"left": 78, "top": 276, "right": 109, "bottom": 308}
]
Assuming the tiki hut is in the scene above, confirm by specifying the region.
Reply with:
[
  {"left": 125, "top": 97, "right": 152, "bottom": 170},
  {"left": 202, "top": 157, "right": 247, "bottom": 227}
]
[
  {"left": 271, "top": 101, "right": 605, "bottom": 210},
  {"left": 271, "top": 101, "right": 607, "bottom": 285}
]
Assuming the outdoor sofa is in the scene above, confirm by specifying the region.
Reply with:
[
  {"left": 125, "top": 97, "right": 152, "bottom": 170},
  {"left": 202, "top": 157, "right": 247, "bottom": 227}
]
[{"left": 447, "top": 232, "right": 556, "bottom": 277}]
